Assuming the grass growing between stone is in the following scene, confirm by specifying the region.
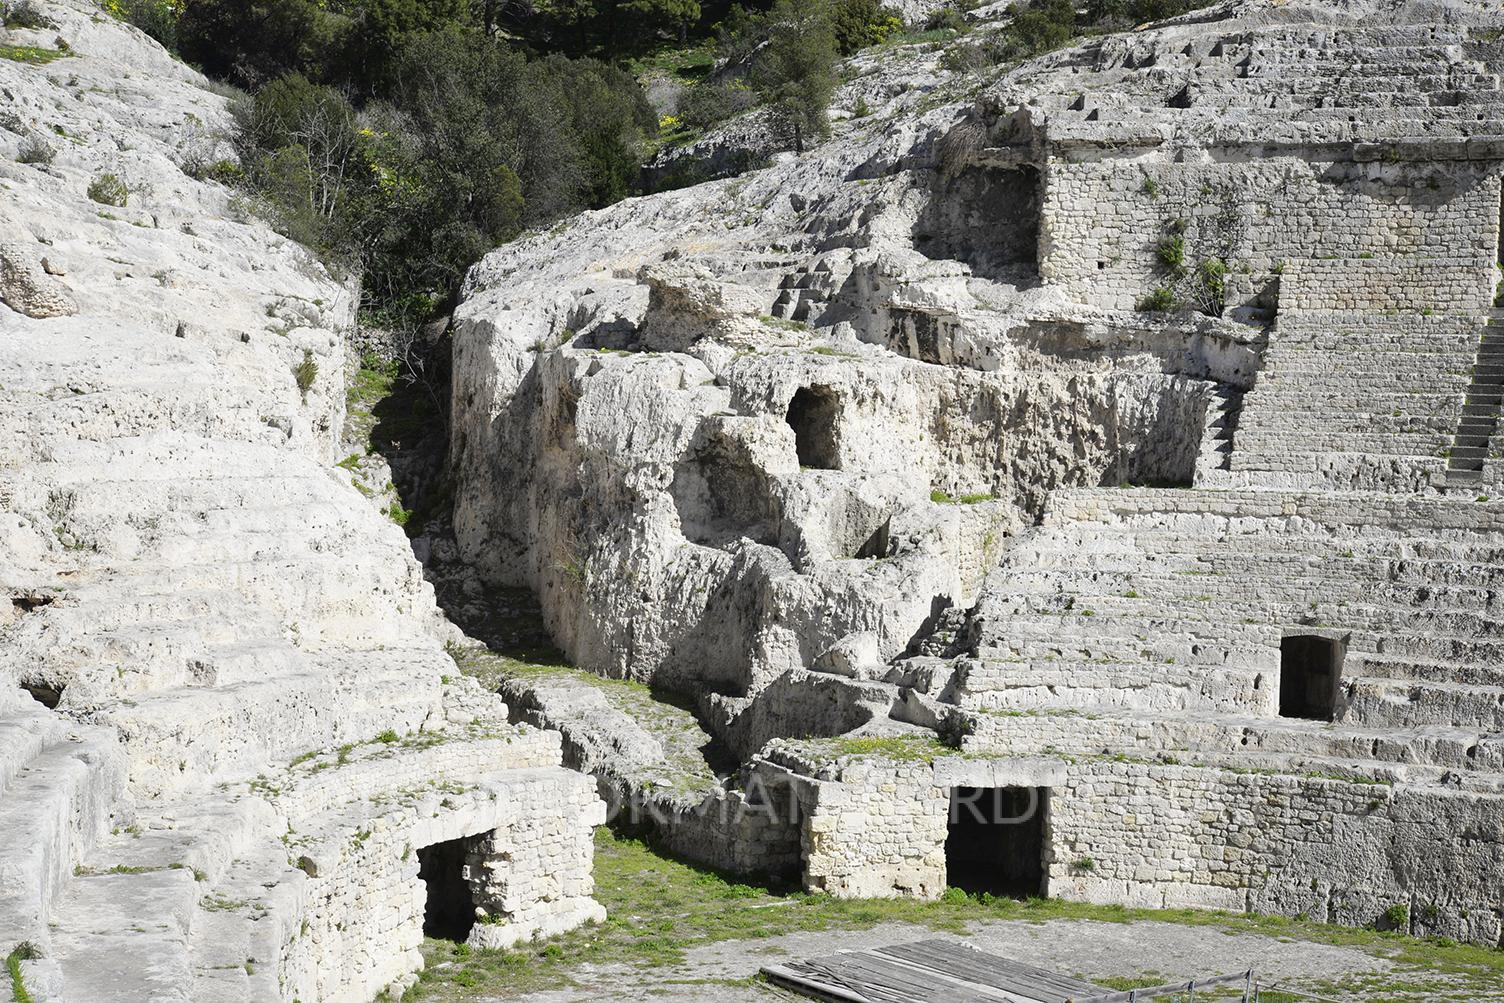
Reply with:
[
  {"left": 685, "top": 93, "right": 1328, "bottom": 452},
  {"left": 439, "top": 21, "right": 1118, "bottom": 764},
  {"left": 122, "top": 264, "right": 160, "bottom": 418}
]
[
  {"left": 450, "top": 636, "right": 727, "bottom": 800},
  {"left": 397, "top": 827, "right": 1504, "bottom": 1001}
]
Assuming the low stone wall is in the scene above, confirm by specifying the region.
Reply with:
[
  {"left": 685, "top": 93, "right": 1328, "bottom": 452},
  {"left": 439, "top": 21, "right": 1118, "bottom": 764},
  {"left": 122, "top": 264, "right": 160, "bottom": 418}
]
[
  {"left": 630, "top": 781, "right": 805, "bottom": 881},
  {"left": 763, "top": 748, "right": 1504, "bottom": 946},
  {"left": 1052, "top": 762, "right": 1504, "bottom": 946},
  {"left": 266, "top": 730, "right": 605, "bottom": 1002}
]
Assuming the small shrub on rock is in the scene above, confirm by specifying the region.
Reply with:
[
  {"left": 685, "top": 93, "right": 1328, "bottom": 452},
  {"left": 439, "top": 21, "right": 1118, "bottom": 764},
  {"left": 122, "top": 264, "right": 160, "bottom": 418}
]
[
  {"left": 828, "top": 0, "right": 903, "bottom": 55},
  {"left": 925, "top": 5, "right": 971, "bottom": 32},
  {"left": 293, "top": 348, "right": 317, "bottom": 399},
  {"left": 1137, "top": 286, "right": 1176, "bottom": 312},
  {"left": 676, "top": 80, "right": 756, "bottom": 133},
  {"left": 99, "top": 0, "right": 179, "bottom": 51},
  {"left": 86, "top": 172, "right": 129, "bottom": 206},
  {"left": 16, "top": 134, "right": 54, "bottom": 164}
]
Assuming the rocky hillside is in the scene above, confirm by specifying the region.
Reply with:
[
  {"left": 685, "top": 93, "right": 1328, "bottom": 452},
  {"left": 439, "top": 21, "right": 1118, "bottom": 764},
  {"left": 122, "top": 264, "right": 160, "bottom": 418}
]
[{"left": 0, "top": 5, "right": 603, "bottom": 1001}]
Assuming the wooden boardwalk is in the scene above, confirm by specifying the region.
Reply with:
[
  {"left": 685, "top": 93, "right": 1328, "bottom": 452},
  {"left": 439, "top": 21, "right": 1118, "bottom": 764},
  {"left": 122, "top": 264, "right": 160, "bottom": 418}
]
[
  {"left": 762, "top": 939, "right": 1255, "bottom": 1003},
  {"left": 762, "top": 938, "right": 1105, "bottom": 1002}
]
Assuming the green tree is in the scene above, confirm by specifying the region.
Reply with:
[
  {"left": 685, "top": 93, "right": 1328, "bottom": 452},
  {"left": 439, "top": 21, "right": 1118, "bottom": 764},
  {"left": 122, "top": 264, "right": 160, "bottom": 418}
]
[
  {"left": 235, "top": 73, "right": 365, "bottom": 253},
  {"left": 1003, "top": 0, "right": 1074, "bottom": 58},
  {"left": 623, "top": 0, "right": 699, "bottom": 44},
  {"left": 749, "top": 0, "right": 837, "bottom": 154},
  {"left": 827, "top": 0, "right": 902, "bottom": 56},
  {"left": 179, "top": 0, "right": 347, "bottom": 87},
  {"left": 540, "top": 54, "right": 656, "bottom": 207}
]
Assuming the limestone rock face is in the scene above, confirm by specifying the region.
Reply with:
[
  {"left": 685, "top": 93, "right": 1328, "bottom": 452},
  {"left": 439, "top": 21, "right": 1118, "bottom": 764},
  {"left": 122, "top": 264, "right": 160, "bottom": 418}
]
[
  {"left": 0, "top": 241, "right": 77, "bottom": 318},
  {"left": 0, "top": 4, "right": 603, "bottom": 999},
  {"left": 452, "top": 0, "right": 1504, "bottom": 944}
]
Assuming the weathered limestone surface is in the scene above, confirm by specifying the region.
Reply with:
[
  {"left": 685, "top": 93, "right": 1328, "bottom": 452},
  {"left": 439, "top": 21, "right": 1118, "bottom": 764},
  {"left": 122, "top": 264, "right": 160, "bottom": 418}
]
[
  {"left": 450, "top": 0, "right": 1504, "bottom": 947},
  {"left": 0, "top": 4, "right": 603, "bottom": 1000}
]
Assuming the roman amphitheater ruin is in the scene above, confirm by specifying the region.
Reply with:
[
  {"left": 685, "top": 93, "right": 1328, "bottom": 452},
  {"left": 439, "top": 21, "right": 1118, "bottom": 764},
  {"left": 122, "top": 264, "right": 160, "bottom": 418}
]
[{"left": 4, "top": 0, "right": 1504, "bottom": 999}]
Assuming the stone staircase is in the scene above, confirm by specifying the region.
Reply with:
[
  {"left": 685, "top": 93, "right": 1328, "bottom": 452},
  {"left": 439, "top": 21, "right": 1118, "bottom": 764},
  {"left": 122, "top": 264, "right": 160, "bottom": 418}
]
[
  {"left": 0, "top": 690, "right": 127, "bottom": 966},
  {"left": 1445, "top": 310, "right": 1504, "bottom": 487},
  {"left": 1224, "top": 302, "right": 1479, "bottom": 490},
  {"left": 770, "top": 256, "right": 844, "bottom": 325},
  {"left": 1192, "top": 384, "right": 1243, "bottom": 485}
]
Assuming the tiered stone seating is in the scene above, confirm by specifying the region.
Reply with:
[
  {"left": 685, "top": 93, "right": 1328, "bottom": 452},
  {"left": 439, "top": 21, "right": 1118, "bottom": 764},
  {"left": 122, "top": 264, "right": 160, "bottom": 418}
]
[
  {"left": 941, "top": 488, "right": 1504, "bottom": 780},
  {"left": 0, "top": 6, "right": 604, "bottom": 992},
  {"left": 1045, "top": 24, "right": 1504, "bottom": 144}
]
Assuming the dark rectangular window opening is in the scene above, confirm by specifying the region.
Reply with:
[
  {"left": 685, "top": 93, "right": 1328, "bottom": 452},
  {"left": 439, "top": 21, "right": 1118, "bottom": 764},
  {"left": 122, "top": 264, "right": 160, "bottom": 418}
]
[
  {"left": 945, "top": 786, "right": 1049, "bottom": 898},
  {"left": 417, "top": 837, "right": 478, "bottom": 941},
  {"left": 1279, "top": 634, "right": 1344, "bottom": 721},
  {"left": 786, "top": 385, "right": 842, "bottom": 470}
]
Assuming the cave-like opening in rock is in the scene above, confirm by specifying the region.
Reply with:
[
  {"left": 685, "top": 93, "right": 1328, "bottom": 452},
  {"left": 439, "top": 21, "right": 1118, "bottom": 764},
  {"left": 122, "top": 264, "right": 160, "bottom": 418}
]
[
  {"left": 1279, "top": 634, "right": 1343, "bottom": 721},
  {"left": 21, "top": 681, "right": 63, "bottom": 709},
  {"left": 913, "top": 165, "right": 1042, "bottom": 282},
  {"left": 786, "top": 386, "right": 841, "bottom": 470},
  {"left": 671, "top": 437, "right": 780, "bottom": 548},
  {"left": 417, "top": 837, "right": 478, "bottom": 941},
  {"left": 853, "top": 517, "right": 891, "bottom": 559},
  {"left": 945, "top": 786, "right": 1049, "bottom": 898}
]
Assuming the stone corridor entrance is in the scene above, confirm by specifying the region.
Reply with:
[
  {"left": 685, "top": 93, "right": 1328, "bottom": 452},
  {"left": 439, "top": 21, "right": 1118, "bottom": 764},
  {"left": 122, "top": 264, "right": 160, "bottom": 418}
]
[
  {"left": 786, "top": 385, "right": 842, "bottom": 469},
  {"left": 944, "top": 786, "right": 1049, "bottom": 898},
  {"left": 417, "top": 837, "right": 478, "bottom": 941},
  {"left": 1279, "top": 634, "right": 1344, "bottom": 721}
]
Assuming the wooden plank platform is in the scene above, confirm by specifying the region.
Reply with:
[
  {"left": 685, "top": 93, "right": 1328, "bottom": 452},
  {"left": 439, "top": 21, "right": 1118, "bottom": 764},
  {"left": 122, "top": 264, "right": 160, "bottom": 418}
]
[
  {"left": 761, "top": 938, "right": 1105, "bottom": 1003},
  {"left": 762, "top": 939, "right": 1254, "bottom": 1003}
]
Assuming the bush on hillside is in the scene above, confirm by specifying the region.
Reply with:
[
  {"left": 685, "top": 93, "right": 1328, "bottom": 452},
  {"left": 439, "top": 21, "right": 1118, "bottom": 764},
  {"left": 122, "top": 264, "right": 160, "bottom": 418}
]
[{"left": 827, "top": 0, "right": 903, "bottom": 55}]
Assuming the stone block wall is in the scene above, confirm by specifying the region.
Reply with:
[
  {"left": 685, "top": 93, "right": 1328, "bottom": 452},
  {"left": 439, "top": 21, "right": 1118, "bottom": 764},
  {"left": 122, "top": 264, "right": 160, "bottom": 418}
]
[
  {"left": 1050, "top": 762, "right": 1504, "bottom": 946},
  {"left": 275, "top": 734, "right": 606, "bottom": 1003},
  {"left": 1039, "top": 152, "right": 1501, "bottom": 318},
  {"left": 772, "top": 751, "right": 1504, "bottom": 946},
  {"left": 792, "top": 759, "right": 949, "bottom": 900},
  {"left": 643, "top": 781, "right": 805, "bottom": 880}
]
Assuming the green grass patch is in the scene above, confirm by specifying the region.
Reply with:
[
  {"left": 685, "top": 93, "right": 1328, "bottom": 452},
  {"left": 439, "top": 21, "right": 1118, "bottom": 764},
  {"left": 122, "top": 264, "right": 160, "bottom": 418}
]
[
  {"left": 6, "top": 943, "right": 37, "bottom": 1003},
  {"left": 393, "top": 828, "right": 1504, "bottom": 1001},
  {"left": 449, "top": 626, "right": 722, "bottom": 799},
  {"left": 791, "top": 733, "right": 955, "bottom": 764},
  {"left": 0, "top": 43, "right": 69, "bottom": 64},
  {"left": 930, "top": 489, "right": 994, "bottom": 504},
  {"left": 628, "top": 41, "right": 718, "bottom": 82}
]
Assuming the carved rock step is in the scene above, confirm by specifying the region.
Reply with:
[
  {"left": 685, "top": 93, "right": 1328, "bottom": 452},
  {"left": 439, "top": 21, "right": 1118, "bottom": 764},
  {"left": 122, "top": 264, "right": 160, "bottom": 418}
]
[{"left": 0, "top": 715, "right": 127, "bottom": 956}]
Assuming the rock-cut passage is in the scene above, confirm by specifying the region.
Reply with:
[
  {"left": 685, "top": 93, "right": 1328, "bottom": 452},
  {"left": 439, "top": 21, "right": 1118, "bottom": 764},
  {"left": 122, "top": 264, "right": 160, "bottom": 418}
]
[
  {"left": 944, "top": 786, "right": 1049, "bottom": 899},
  {"left": 418, "top": 837, "right": 479, "bottom": 941},
  {"left": 786, "top": 385, "right": 842, "bottom": 469}
]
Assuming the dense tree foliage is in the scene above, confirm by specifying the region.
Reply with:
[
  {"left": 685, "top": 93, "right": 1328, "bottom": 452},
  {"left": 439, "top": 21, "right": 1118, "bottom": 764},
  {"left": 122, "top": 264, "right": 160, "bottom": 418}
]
[
  {"left": 156, "top": 0, "right": 1209, "bottom": 324},
  {"left": 224, "top": 28, "right": 653, "bottom": 324}
]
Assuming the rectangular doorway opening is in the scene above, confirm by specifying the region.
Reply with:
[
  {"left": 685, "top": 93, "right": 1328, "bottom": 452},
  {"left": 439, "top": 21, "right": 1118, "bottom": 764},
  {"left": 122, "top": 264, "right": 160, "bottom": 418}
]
[
  {"left": 1279, "top": 634, "right": 1344, "bottom": 721},
  {"left": 417, "top": 837, "right": 477, "bottom": 941},
  {"left": 945, "top": 786, "right": 1048, "bottom": 898},
  {"left": 786, "top": 385, "right": 842, "bottom": 470}
]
